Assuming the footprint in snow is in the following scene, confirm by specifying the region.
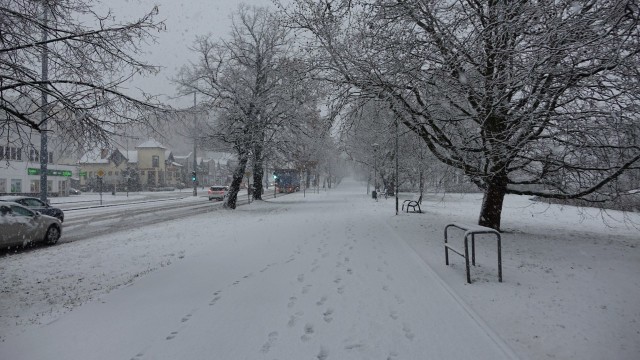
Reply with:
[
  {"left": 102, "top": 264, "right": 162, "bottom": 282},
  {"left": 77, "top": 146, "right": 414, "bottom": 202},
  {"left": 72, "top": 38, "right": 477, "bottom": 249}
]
[
  {"left": 260, "top": 331, "right": 278, "bottom": 353},
  {"left": 402, "top": 323, "right": 415, "bottom": 341},
  {"left": 181, "top": 314, "right": 192, "bottom": 323},
  {"left": 323, "top": 308, "right": 334, "bottom": 323},
  {"left": 288, "top": 296, "right": 297, "bottom": 308},
  {"left": 288, "top": 311, "right": 304, "bottom": 327},
  {"left": 316, "top": 296, "right": 327, "bottom": 306},
  {"left": 130, "top": 352, "right": 145, "bottom": 360},
  {"left": 317, "top": 346, "right": 329, "bottom": 360},
  {"left": 301, "top": 323, "right": 314, "bottom": 342},
  {"left": 209, "top": 296, "right": 221, "bottom": 306},
  {"left": 297, "top": 274, "right": 305, "bottom": 283},
  {"left": 166, "top": 331, "right": 178, "bottom": 340}
]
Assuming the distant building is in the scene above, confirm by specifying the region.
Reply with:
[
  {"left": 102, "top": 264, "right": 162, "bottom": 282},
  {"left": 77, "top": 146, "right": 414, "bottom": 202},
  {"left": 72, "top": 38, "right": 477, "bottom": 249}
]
[
  {"left": 0, "top": 132, "right": 78, "bottom": 196},
  {"left": 1, "top": 98, "right": 79, "bottom": 196},
  {"left": 78, "top": 138, "right": 183, "bottom": 190}
]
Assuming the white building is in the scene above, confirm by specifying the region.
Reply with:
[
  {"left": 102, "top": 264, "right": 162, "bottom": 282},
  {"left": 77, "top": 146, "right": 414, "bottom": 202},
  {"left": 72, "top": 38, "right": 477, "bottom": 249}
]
[{"left": 0, "top": 131, "right": 79, "bottom": 196}]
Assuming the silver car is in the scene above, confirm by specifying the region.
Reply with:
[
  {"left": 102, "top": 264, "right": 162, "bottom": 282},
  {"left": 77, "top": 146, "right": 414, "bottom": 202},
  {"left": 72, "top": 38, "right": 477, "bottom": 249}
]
[{"left": 0, "top": 201, "right": 62, "bottom": 248}]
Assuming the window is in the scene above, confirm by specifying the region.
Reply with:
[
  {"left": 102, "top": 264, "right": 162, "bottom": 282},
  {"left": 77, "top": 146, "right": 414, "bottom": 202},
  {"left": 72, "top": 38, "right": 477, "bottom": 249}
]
[
  {"left": 115, "top": 171, "right": 119, "bottom": 176},
  {"left": 24, "top": 198, "right": 45, "bottom": 207},
  {"left": 141, "top": 171, "right": 145, "bottom": 175},
  {"left": 108, "top": 171, "right": 113, "bottom": 176},
  {"left": 29, "top": 149, "right": 39, "bottom": 162},
  {"left": 152, "top": 155, "right": 159, "bottom": 168},
  {"left": 30, "top": 180, "right": 40, "bottom": 193},
  {"left": 1, "top": 146, "right": 24, "bottom": 160},
  {"left": 10, "top": 204, "right": 34, "bottom": 217},
  {"left": 48, "top": 152, "right": 54, "bottom": 164},
  {"left": 89, "top": 171, "right": 93, "bottom": 178},
  {"left": 0, "top": 178, "right": 6, "bottom": 192},
  {"left": 47, "top": 180, "right": 52, "bottom": 192},
  {"left": 10, "top": 179, "right": 22, "bottom": 193}
]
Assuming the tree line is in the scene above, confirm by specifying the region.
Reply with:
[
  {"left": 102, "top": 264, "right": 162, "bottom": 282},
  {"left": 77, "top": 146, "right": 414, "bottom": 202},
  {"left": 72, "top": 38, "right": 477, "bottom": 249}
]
[{"left": 3, "top": 0, "right": 638, "bottom": 229}]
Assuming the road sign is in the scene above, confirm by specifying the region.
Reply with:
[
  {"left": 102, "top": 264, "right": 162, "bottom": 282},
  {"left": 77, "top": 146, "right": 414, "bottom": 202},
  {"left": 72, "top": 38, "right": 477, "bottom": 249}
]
[{"left": 97, "top": 169, "right": 105, "bottom": 177}]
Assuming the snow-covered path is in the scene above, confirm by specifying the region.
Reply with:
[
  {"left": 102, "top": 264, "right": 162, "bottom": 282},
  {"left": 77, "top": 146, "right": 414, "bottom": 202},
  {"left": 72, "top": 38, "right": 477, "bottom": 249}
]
[{"left": 0, "top": 179, "right": 515, "bottom": 360}]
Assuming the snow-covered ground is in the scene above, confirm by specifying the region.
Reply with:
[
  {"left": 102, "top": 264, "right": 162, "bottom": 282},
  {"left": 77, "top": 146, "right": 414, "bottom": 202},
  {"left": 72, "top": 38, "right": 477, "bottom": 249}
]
[{"left": 0, "top": 178, "right": 638, "bottom": 359}]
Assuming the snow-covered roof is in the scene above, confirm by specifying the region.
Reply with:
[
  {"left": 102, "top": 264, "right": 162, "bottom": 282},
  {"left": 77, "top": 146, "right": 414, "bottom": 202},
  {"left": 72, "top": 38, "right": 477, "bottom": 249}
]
[
  {"left": 79, "top": 149, "right": 109, "bottom": 164},
  {"left": 135, "top": 138, "right": 167, "bottom": 149},
  {"left": 123, "top": 150, "right": 138, "bottom": 164},
  {"left": 204, "top": 151, "right": 235, "bottom": 162},
  {"left": 173, "top": 152, "right": 192, "bottom": 160}
]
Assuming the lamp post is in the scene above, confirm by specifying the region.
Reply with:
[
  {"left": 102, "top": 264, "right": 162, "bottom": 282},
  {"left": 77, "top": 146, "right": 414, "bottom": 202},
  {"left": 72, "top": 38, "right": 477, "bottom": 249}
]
[
  {"left": 39, "top": 4, "right": 49, "bottom": 202},
  {"left": 372, "top": 142, "right": 379, "bottom": 201},
  {"left": 395, "top": 117, "right": 399, "bottom": 215},
  {"left": 192, "top": 92, "right": 197, "bottom": 197}
]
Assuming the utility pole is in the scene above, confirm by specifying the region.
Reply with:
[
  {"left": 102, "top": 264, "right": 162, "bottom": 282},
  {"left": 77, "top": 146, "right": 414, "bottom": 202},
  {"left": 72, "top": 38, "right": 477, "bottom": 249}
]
[
  {"left": 39, "top": 4, "right": 49, "bottom": 202},
  {"left": 193, "top": 92, "right": 197, "bottom": 197},
  {"left": 395, "top": 117, "right": 399, "bottom": 215}
]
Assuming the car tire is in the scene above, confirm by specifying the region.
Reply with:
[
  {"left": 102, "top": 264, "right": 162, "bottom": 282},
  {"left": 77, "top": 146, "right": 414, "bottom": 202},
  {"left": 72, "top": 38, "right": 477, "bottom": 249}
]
[{"left": 44, "top": 225, "right": 61, "bottom": 245}]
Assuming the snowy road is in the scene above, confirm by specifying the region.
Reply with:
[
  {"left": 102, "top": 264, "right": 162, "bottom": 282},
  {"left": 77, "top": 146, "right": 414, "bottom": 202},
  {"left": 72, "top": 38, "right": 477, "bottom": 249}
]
[{"left": 0, "top": 179, "right": 515, "bottom": 359}]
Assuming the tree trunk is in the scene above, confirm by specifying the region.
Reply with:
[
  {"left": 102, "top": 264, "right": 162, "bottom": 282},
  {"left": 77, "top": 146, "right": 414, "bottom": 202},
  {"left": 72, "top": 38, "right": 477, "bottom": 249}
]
[
  {"left": 225, "top": 151, "right": 249, "bottom": 210},
  {"left": 477, "top": 173, "right": 508, "bottom": 231},
  {"left": 252, "top": 149, "right": 264, "bottom": 200}
]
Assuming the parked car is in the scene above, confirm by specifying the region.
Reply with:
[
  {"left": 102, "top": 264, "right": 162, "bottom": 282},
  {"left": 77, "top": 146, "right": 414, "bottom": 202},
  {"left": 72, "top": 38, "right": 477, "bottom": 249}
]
[
  {"left": 0, "top": 196, "right": 65, "bottom": 222},
  {"left": 69, "top": 188, "right": 82, "bottom": 195},
  {"left": 208, "top": 185, "right": 228, "bottom": 201},
  {"left": 0, "top": 202, "right": 62, "bottom": 248}
]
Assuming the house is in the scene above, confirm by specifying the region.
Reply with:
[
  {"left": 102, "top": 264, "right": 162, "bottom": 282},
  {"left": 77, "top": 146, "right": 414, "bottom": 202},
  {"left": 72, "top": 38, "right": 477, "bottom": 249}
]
[{"left": 78, "top": 138, "right": 183, "bottom": 191}]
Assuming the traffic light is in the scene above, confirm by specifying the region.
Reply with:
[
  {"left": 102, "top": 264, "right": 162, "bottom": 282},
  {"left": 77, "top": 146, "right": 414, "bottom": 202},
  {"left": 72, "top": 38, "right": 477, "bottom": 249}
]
[
  {"left": 273, "top": 173, "right": 278, "bottom": 180},
  {"left": 191, "top": 171, "right": 197, "bottom": 182}
]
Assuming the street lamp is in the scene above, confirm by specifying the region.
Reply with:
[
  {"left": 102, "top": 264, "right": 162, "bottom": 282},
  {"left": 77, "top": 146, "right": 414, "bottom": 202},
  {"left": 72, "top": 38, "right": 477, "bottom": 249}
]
[
  {"left": 192, "top": 92, "right": 198, "bottom": 197},
  {"left": 372, "top": 142, "right": 379, "bottom": 201}
]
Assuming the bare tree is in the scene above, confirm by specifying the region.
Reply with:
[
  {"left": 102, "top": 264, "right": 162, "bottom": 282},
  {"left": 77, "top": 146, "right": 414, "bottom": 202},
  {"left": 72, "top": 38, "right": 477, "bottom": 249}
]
[
  {"left": 0, "top": 0, "right": 170, "bottom": 149},
  {"left": 282, "top": 0, "right": 640, "bottom": 230},
  {"left": 176, "top": 5, "right": 321, "bottom": 208}
]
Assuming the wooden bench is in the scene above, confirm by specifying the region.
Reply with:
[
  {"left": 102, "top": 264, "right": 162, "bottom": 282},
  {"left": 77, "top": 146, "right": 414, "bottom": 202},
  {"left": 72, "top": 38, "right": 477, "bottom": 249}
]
[
  {"left": 444, "top": 223, "right": 502, "bottom": 283},
  {"left": 401, "top": 195, "right": 422, "bottom": 213}
]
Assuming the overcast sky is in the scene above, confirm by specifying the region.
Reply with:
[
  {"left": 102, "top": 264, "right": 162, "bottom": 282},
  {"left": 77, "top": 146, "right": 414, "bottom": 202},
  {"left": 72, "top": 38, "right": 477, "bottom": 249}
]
[{"left": 106, "top": 0, "right": 287, "bottom": 108}]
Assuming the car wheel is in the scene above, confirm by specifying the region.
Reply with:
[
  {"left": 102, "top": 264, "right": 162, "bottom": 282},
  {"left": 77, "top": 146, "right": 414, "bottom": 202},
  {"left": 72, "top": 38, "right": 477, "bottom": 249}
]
[{"left": 44, "top": 225, "right": 61, "bottom": 245}]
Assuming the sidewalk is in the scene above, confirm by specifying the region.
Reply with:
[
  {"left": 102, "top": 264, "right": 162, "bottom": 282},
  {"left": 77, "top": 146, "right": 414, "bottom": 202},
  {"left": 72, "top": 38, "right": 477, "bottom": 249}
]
[{"left": 0, "top": 178, "right": 516, "bottom": 359}]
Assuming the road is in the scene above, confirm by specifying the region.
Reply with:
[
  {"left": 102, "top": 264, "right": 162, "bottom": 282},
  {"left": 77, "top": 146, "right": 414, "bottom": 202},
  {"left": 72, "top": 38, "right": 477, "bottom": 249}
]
[
  {"left": 1, "top": 189, "right": 282, "bottom": 255},
  {"left": 59, "top": 190, "right": 280, "bottom": 244}
]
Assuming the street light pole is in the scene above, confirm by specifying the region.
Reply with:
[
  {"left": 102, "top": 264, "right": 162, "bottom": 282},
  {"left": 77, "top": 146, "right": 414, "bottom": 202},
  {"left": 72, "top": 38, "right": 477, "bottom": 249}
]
[
  {"left": 395, "top": 117, "right": 399, "bottom": 215},
  {"left": 39, "top": 4, "right": 49, "bottom": 202},
  {"left": 373, "top": 143, "right": 379, "bottom": 201},
  {"left": 193, "top": 92, "right": 197, "bottom": 197}
]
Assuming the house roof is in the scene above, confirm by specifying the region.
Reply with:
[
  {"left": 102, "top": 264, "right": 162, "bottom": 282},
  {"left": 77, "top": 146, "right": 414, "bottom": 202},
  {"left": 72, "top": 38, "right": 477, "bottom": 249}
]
[
  {"left": 136, "top": 138, "right": 167, "bottom": 149},
  {"left": 79, "top": 149, "right": 110, "bottom": 164},
  {"left": 123, "top": 150, "right": 138, "bottom": 163}
]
